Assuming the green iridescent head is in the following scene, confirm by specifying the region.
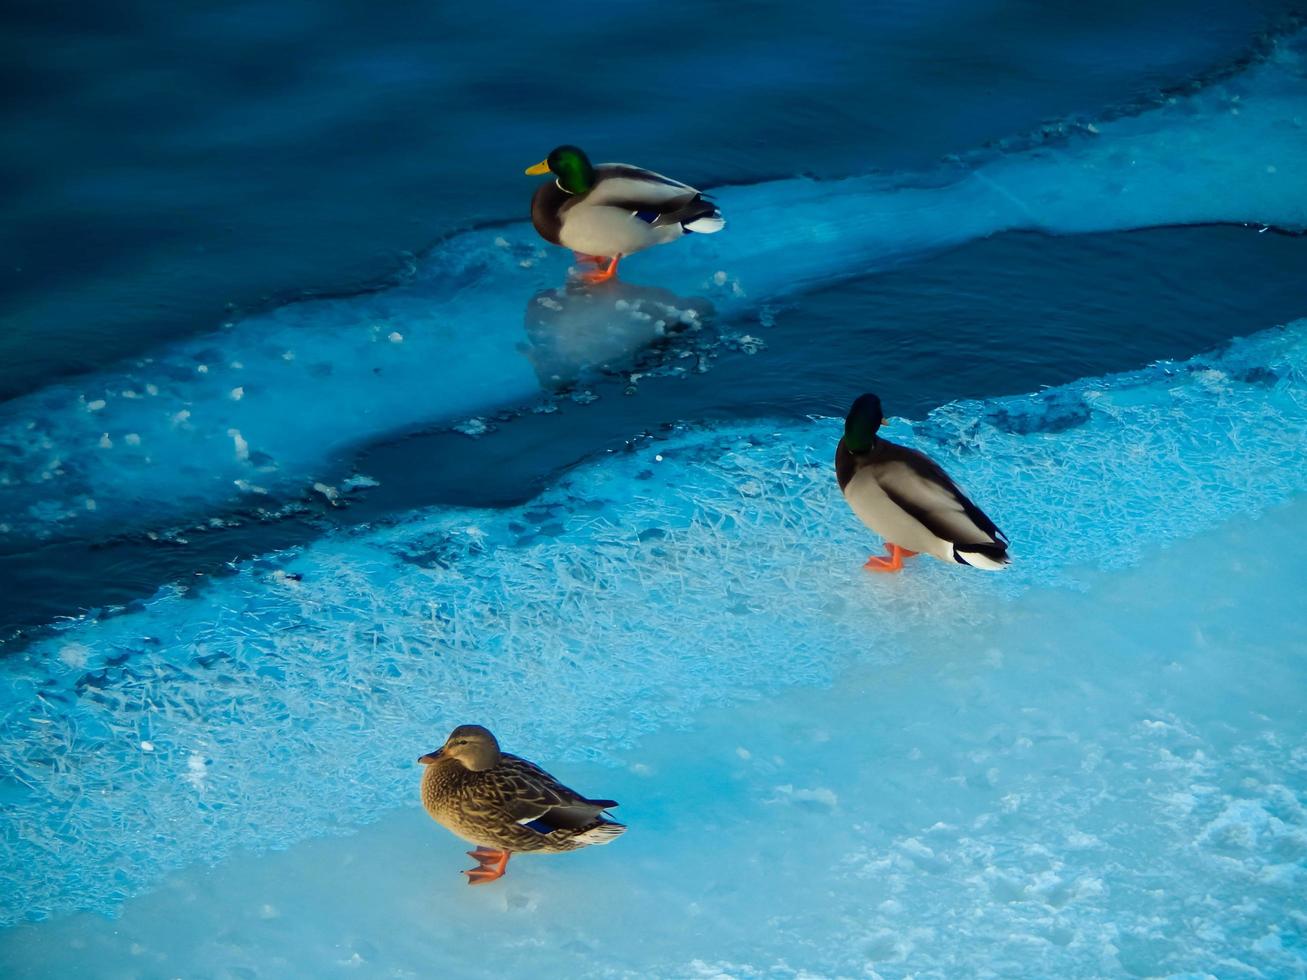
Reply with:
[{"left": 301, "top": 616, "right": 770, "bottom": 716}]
[
  {"left": 844, "top": 393, "right": 885, "bottom": 453},
  {"left": 524, "top": 145, "right": 596, "bottom": 194}
]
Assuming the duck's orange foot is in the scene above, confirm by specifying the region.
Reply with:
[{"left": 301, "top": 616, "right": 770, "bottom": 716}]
[
  {"left": 576, "top": 255, "right": 621, "bottom": 284},
  {"left": 573, "top": 252, "right": 605, "bottom": 266},
  {"left": 463, "top": 847, "right": 511, "bottom": 885},
  {"left": 863, "top": 544, "right": 917, "bottom": 573},
  {"left": 863, "top": 555, "right": 899, "bottom": 573}
]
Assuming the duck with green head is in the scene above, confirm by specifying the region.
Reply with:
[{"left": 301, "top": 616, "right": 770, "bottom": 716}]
[
  {"left": 526, "top": 145, "right": 724, "bottom": 283},
  {"left": 835, "top": 393, "right": 1011, "bottom": 573}
]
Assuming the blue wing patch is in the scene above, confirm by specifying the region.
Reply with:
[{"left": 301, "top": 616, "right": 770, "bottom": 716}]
[
  {"left": 523, "top": 817, "right": 555, "bottom": 834},
  {"left": 633, "top": 210, "right": 659, "bottom": 224}
]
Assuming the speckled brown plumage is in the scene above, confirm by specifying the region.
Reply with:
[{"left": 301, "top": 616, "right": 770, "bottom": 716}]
[{"left": 419, "top": 725, "right": 624, "bottom": 870}]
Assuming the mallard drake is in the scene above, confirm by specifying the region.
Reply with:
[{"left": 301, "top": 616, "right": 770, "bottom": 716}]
[
  {"left": 419, "top": 724, "right": 625, "bottom": 884},
  {"left": 526, "top": 145, "right": 724, "bottom": 283},
  {"left": 836, "top": 393, "right": 1010, "bottom": 573}
]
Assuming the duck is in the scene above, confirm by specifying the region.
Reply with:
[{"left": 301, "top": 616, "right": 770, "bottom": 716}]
[
  {"left": 526, "top": 145, "right": 724, "bottom": 283},
  {"left": 835, "top": 393, "right": 1010, "bottom": 573},
  {"left": 419, "top": 724, "right": 625, "bottom": 884}
]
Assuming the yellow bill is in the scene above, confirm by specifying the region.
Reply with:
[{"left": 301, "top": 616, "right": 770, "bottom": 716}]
[{"left": 524, "top": 160, "right": 550, "bottom": 175}]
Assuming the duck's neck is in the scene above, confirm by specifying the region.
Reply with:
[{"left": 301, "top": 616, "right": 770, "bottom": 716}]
[
  {"left": 844, "top": 435, "right": 881, "bottom": 458},
  {"left": 422, "top": 756, "right": 469, "bottom": 804},
  {"left": 555, "top": 154, "right": 595, "bottom": 195}
]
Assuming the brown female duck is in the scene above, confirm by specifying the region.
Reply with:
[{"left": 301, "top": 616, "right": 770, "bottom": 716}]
[{"left": 419, "top": 724, "right": 625, "bottom": 884}]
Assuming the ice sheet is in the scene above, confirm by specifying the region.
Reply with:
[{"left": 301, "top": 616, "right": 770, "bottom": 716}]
[
  {"left": 2, "top": 31, "right": 1306, "bottom": 544},
  {"left": 1, "top": 494, "right": 1303, "bottom": 978},
  {"left": 0, "top": 318, "right": 1303, "bottom": 927}
]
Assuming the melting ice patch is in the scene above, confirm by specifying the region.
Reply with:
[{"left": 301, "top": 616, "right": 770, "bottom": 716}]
[
  {"left": 3, "top": 31, "right": 1307, "bottom": 543},
  {"left": 0, "top": 318, "right": 1304, "bottom": 924}
]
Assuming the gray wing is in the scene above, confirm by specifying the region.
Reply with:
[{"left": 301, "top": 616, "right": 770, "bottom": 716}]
[
  {"left": 874, "top": 444, "right": 1007, "bottom": 547},
  {"left": 586, "top": 163, "right": 706, "bottom": 226},
  {"left": 595, "top": 163, "right": 699, "bottom": 195}
]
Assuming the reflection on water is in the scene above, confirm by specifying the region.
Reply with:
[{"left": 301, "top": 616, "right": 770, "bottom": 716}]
[{"left": 521, "top": 280, "right": 716, "bottom": 388}]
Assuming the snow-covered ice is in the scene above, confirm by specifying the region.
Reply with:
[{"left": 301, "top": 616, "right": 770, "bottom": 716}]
[
  {"left": 1, "top": 478, "right": 1303, "bottom": 978},
  {"left": 0, "top": 317, "right": 1303, "bottom": 972}
]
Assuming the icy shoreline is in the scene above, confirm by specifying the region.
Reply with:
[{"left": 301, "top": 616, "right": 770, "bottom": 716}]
[
  {"left": 1, "top": 316, "right": 1304, "bottom": 926},
  {"left": 2, "top": 30, "right": 1306, "bottom": 545}
]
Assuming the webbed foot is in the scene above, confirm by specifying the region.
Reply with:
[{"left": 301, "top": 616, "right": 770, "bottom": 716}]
[
  {"left": 863, "top": 544, "right": 916, "bottom": 573},
  {"left": 463, "top": 847, "right": 511, "bottom": 885},
  {"left": 576, "top": 255, "right": 621, "bottom": 283}
]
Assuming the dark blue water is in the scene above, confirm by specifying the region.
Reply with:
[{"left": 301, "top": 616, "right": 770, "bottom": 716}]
[
  {"left": 2, "top": 1, "right": 1306, "bottom": 647},
  {"left": 2, "top": 0, "right": 1299, "bottom": 396}
]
